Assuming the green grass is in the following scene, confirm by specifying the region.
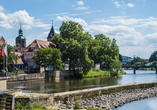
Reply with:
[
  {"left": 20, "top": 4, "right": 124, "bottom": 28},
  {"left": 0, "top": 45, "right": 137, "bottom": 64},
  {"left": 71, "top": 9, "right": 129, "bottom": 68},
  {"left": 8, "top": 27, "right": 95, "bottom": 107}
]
[
  {"left": 118, "top": 71, "right": 126, "bottom": 75},
  {"left": 15, "top": 102, "right": 53, "bottom": 110},
  {"left": 82, "top": 69, "right": 126, "bottom": 78},
  {"left": 82, "top": 69, "right": 110, "bottom": 78},
  {"left": 8, "top": 72, "right": 17, "bottom": 76},
  {"left": 138, "top": 68, "right": 155, "bottom": 70}
]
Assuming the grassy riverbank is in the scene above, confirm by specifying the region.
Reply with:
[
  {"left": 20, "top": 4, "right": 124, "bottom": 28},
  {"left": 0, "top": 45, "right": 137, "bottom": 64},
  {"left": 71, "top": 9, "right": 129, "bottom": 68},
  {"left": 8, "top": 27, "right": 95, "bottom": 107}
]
[
  {"left": 82, "top": 69, "right": 126, "bottom": 78},
  {"left": 138, "top": 68, "right": 155, "bottom": 70}
]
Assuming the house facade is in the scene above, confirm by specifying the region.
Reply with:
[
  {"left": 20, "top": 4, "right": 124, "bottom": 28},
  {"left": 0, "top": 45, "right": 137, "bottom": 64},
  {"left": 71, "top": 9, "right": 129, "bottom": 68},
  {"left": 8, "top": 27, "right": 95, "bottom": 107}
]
[{"left": 23, "top": 39, "right": 56, "bottom": 71}]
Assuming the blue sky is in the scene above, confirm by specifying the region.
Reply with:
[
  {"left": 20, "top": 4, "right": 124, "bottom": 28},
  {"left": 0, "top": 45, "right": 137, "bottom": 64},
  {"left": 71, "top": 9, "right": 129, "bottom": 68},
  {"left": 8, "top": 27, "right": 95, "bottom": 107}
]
[{"left": 1, "top": 0, "right": 157, "bottom": 59}]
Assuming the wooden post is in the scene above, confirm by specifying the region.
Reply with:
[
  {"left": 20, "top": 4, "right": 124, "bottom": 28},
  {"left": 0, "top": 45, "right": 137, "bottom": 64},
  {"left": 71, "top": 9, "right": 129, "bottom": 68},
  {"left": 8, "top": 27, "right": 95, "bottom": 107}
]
[{"left": 156, "top": 68, "right": 157, "bottom": 74}]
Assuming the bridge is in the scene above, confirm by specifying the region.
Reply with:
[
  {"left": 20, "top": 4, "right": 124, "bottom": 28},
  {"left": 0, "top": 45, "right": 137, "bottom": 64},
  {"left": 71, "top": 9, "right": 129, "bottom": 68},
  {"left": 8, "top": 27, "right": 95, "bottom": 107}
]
[{"left": 122, "top": 65, "right": 157, "bottom": 74}]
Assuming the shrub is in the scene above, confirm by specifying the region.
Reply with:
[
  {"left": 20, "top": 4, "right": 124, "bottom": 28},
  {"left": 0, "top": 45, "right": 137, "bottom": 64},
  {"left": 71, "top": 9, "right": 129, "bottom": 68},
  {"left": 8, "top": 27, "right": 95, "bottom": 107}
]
[
  {"left": 110, "top": 71, "right": 118, "bottom": 76},
  {"left": 74, "top": 102, "right": 83, "bottom": 109}
]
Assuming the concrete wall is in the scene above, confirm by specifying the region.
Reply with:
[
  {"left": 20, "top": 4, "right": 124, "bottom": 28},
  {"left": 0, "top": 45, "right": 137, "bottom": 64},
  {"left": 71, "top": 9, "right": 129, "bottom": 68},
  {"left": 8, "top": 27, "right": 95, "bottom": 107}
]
[
  {"left": 0, "top": 80, "right": 6, "bottom": 90},
  {"left": 53, "top": 81, "right": 157, "bottom": 103}
]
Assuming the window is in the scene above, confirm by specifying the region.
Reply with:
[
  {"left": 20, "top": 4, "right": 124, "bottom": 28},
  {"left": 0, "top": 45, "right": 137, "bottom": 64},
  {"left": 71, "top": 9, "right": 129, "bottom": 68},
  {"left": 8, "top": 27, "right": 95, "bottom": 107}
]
[{"left": 30, "top": 47, "right": 35, "bottom": 50}]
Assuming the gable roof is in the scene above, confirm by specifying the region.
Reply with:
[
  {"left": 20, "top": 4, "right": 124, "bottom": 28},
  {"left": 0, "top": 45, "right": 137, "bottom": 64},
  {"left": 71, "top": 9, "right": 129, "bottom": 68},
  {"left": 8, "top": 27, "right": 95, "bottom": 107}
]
[
  {"left": 23, "top": 39, "right": 56, "bottom": 52},
  {"left": 14, "top": 52, "right": 27, "bottom": 65},
  {"left": 0, "top": 36, "right": 5, "bottom": 45}
]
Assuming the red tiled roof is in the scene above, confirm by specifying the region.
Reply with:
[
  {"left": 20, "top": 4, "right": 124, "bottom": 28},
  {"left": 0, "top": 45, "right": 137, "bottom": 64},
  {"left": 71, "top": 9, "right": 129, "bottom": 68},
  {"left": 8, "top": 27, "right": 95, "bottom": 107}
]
[
  {"left": 23, "top": 39, "right": 56, "bottom": 52},
  {"left": 14, "top": 52, "right": 27, "bottom": 65}
]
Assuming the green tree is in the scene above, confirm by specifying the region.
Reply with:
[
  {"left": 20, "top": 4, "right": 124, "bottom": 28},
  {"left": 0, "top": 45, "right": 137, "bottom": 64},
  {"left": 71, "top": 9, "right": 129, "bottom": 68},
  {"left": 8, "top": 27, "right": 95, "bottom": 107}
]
[
  {"left": 54, "top": 21, "right": 94, "bottom": 74},
  {"left": 0, "top": 44, "right": 18, "bottom": 70},
  {"left": 59, "top": 21, "right": 83, "bottom": 40},
  {"left": 119, "top": 54, "right": 122, "bottom": 62},
  {"left": 128, "top": 56, "right": 148, "bottom": 65},
  {"left": 32, "top": 48, "right": 62, "bottom": 71},
  {"left": 149, "top": 51, "right": 157, "bottom": 62}
]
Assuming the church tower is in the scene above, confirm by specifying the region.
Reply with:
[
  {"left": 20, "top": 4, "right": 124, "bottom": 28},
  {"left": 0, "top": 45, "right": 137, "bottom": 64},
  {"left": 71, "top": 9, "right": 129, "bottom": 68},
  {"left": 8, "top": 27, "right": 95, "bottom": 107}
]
[
  {"left": 16, "top": 25, "right": 26, "bottom": 48},
  {"left": 47, "top": 21, "right": 55, "bottom": 41}
]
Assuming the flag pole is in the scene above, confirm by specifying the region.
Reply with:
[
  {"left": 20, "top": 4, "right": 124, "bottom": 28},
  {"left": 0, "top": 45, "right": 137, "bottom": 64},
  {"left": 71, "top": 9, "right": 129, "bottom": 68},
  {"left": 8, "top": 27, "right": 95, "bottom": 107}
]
[
  {"left": 3, "top": 44, "right": 5, "bottom": 74},
  {"left": 6, "top": 42, "right": 7, "bottom": 75}
]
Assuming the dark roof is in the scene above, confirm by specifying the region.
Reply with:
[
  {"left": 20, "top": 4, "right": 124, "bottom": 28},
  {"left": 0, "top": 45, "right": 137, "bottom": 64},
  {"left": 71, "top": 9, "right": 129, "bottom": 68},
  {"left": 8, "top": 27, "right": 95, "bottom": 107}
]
[
  {"left": 16, "top": 25, "right": 26, "bottom": 40},
  {"left": 16, "top": 35, "right": 26, "bottom": 39},
  {"left": 47, "top": 24, "right": 55, "bottom": 39}
]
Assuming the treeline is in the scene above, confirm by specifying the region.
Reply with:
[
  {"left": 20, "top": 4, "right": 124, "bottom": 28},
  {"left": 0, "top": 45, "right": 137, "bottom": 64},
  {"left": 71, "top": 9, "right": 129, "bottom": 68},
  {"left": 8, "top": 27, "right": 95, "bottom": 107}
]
[{"left": 126, "top": 57, "right": 148, "bottom": 65}]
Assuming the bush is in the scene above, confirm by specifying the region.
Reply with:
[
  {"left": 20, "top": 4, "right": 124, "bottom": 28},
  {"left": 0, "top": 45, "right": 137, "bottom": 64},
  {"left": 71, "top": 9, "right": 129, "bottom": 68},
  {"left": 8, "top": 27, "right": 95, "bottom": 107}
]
[
  {"left": 110, "top": 71, "right": 118, "bottom": 76},
  {"left": 74, "top": 102, "right": 83, "bottom": 109},
  {"left": 93, "top": 68, "right": 101, "bottom": 72},
  {"left": 24, "top": 70, "right": 30, "bottom": 73}
]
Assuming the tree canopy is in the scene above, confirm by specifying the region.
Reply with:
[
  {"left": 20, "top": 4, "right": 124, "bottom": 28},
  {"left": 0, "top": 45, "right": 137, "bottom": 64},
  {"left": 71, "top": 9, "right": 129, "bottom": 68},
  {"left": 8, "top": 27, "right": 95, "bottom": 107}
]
[
  {"left": 52, "top": 21, "right": 121, "bottom": 75},
  {"left": 149, "top": 51, "right": 157, "bottom": 62},
  {"left": 32, "top": 48, "right": 62, "bottom": 71},
  {"left": 127, "top": 56, "right": 148, "bottom": 65}
]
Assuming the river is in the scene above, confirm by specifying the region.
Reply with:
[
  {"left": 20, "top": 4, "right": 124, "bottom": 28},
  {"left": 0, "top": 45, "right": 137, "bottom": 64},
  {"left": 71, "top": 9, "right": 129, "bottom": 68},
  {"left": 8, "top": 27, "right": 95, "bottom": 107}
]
[{"left": 7, "top": 70, "right": 157, "bottom": 109}]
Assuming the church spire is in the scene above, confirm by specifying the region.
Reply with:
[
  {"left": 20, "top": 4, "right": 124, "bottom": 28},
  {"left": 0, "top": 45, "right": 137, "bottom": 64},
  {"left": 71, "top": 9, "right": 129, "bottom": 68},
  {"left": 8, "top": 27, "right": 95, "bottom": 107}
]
[
  {"left": 47, "top": 20, "right": 55, "bottom": 42},
  {"left": 19, "top": 23, "right": 23, "bottom": 36}
]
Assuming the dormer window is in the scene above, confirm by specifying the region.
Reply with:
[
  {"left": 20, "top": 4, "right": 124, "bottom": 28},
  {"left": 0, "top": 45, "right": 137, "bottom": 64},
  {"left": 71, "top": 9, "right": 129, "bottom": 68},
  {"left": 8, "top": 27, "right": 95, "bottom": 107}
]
[{"left": 30, "top": 47, "right": 35, "bottom": 50}]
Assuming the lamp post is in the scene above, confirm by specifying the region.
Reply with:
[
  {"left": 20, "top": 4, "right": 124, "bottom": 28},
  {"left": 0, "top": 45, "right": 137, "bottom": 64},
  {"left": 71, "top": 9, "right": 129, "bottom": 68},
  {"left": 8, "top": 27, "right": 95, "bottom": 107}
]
[{"left": 134, "top": 55, "right": 135, "bottom": 65}]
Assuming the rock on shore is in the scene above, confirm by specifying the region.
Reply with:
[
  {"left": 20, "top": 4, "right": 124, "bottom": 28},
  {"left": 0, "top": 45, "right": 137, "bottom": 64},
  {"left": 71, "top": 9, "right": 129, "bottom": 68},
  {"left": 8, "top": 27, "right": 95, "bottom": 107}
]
[{"left": 50, "top": 87, "right": 157, "bottom": 109}]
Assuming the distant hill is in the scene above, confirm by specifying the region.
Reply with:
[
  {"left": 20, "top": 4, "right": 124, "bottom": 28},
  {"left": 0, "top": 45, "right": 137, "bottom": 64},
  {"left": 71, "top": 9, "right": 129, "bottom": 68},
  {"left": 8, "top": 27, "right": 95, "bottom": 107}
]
[{"left": 122, "top": 55, "right": 133, "bottom": 62}]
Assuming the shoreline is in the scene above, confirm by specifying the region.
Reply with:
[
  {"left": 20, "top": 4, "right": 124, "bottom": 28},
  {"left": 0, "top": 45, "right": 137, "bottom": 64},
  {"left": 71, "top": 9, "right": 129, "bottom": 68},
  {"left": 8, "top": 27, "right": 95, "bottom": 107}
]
[{"left": 11, "top": 81, "right": 157, "bottom": 110}]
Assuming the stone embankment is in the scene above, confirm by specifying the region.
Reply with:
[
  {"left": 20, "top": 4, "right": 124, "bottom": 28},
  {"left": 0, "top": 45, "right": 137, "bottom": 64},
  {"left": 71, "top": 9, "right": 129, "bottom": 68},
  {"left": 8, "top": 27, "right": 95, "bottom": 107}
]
[
  {"left": 50, "top": 82, "right": 157, "bottom": 109},
  {"left": 56, "top": 87, "right": 157, "bottom": 109},
  {"left": 5, "top": 81, "right": 157, "bottom": 110}
]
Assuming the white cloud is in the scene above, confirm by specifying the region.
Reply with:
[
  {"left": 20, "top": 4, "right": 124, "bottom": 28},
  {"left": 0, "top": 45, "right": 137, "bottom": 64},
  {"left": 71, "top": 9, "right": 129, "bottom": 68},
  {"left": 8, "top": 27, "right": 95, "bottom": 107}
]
[
  {"left": 115, "top": 2, "right": 121, "bottom": 8},
  {"left": 145, "top": 33, "right": 157, "bottom": 43},
  {"left": 8, "top": 10, "right": 34, "bottom": 30},
  {"left": 127, "top": 3, "right": 134, "bottom": 7},
  {"left": 92, "top": 16, "right": 157, "bottom": 31},
  {"left": 74, "top": 1, "right": 89, "bottom": 10},
  {"left": 76, "top": 6, "right": 89, "bottom": 10},
  {"left": 56, "top": 16, "right": 88, "bottom": 27},
  {"left": 114, "top": 1, "right": 134, "bottom": 8},
  {"left": 0, "top": 5, "right": 4, "bottom": 12},
  {"left": 55, "top": 15, "right": 157, "bottom": 58},
  {"left": 35, "top": 21, "right": 51, "bottom": 30},
  {"left": 82, "top": 10, "right": 101, "bottom": 15},
  {"left": 54, "top": 12, "right": 69, "bottom": 16},
  {"left": 0, "top": 7, "right": 50, "bottom": 30},
  {"left": 0, "top": 9, "right": 34, "bottom": 29},
  {"left": 77, "top": 1, "right": 84, "bottom": 6}
]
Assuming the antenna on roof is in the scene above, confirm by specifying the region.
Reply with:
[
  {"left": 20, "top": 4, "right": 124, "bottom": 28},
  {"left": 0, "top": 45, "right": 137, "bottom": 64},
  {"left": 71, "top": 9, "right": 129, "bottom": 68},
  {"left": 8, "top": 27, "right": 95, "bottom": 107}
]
[{"left": 20, "top": 22, "right": 22, "bottom": 29}]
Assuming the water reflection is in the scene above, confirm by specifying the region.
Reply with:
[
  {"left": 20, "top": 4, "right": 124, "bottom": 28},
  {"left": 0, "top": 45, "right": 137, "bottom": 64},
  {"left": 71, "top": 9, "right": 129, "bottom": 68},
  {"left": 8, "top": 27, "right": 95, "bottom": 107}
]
[
  {"left": 114, "top": 97, "right": 157, "bottom": 110},
  {"left": 7, "top": 70, "right": 157, "bottom": 93}
]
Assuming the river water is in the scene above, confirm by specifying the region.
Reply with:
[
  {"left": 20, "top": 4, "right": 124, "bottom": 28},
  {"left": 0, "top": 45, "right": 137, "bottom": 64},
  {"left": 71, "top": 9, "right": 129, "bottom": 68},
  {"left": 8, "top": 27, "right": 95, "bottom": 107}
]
[
  {"left": 7, "top": 70, "right": 157, "bottom": 109},
  {"left": 7, "top": 70, "right": 157, "bottom": 93}
]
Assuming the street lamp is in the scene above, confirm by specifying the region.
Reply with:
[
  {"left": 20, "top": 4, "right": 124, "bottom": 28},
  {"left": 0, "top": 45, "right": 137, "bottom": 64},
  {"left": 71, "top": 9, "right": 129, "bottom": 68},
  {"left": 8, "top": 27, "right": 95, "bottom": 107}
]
[{"left": 134, "top": 55, "right": 135, "bottom": 65}]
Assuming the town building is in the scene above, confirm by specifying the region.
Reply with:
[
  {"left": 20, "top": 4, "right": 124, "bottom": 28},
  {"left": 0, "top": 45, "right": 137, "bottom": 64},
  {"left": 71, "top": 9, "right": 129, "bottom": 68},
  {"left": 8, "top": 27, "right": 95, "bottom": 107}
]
[
  {"left": 0, "top": 36, "right": 5, "bottom": 45},
  {"left": 14, "top": 52, "right": 27, "bottom": 71},
  {"left": 23, "top": 39, "right": 56, "bottom": 71}
]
